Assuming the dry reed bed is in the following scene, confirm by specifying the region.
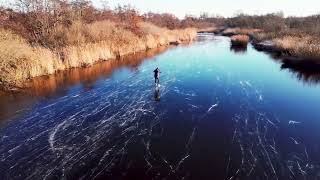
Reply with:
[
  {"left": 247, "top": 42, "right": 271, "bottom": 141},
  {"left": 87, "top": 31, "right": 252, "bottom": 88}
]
[
  {"left": 252, "top": 31, "right": 320, "bottom": 59},
  {"left": 0, "top": 21, "right": 197, "bottom": 89},
  {"left": 231, "top": 35, "right": 250, "bottom": 46},
  {"left": 272, "top": 36, "right": 320, "bottom": 59},
  {"left": 222, "top": 28, "right": 262, "bottom": 36}
]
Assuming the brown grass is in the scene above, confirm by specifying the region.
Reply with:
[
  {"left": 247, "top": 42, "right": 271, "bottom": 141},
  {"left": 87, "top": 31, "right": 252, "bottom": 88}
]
[
  {"left": 231, "top": 35, "right": 250, "bottom": 46},
  {"left": 0, "top": 29, "right": 61, "bottom": 88},
  {"left": 223, "top": 28, "right": 262, "bottom": 36},
  {"left": 273, "top": 36, "right": 320, "bottom": 59},
  {"left": 197, "top": 27, "right": 218, "bottom": 33},
  {"left": 250, "top": 30, "right": 320, "bottom": 59}
]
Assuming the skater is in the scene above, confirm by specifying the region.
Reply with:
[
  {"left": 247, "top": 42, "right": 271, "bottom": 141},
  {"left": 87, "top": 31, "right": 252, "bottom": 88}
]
[{"left": 153, "top": 67, "right": 161, "bottom": 85}]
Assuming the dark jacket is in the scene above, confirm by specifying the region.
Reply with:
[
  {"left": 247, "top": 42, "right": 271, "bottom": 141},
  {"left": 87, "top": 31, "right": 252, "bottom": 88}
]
[{"left": 154, "top": 68, "right": 160, "bottom": 78}]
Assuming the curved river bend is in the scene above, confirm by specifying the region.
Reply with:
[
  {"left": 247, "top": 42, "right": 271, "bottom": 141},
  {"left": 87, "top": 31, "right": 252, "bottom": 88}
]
[{"left": 1, "top": 35, "right": 320, "bottom": 179}]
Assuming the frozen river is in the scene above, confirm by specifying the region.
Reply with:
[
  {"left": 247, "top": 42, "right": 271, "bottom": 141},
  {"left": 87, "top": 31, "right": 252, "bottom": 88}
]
[{"left": 1, "top": 35, "right": 320, "bottom": 179}]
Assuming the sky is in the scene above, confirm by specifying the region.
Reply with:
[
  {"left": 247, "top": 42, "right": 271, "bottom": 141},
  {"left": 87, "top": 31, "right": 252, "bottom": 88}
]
[{"left": 92, "top": 0, "right": 320, "bottom": 18}]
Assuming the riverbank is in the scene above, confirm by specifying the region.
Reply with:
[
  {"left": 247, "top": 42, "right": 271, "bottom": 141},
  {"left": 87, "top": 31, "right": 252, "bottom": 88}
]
[
  {"left": 252, "top": 34, "right": 320, "bottom": 61},
  {"left": 213, "top": 27, "right": 320, "bottom": 62},
  {"left": 0, "top": 22, "right": 196, "bottom": 91}
]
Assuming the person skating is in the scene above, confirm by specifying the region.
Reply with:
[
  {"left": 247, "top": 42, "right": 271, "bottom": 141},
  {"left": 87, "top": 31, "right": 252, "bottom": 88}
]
[{"left": 153, "top": 67, "right": 161, "bottom": 85}]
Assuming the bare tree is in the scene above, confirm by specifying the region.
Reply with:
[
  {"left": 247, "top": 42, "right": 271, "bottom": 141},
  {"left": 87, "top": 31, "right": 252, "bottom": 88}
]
[{"left": 12, "top": 0, "right": 72, "bottom": 48}]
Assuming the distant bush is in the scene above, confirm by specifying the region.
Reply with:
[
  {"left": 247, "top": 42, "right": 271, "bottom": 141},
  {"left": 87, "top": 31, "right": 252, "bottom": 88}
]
[
  {"left": 231, "top": 35, "right": 249, "bottom": 46},
  {"left": 142, "top": 12, "right": 181, "bottom": 29},
  {"left": 142, "top": 13, "right": 217, "bottom": 29},
  {"left": 226, "top": 13, "right": 286, "bottom": 32},
  {"left": 223, "top": 13, "right": 320, "bottom": 41},
  {"left": 222, "top": 28, "right": 262, "bottom": 36}
]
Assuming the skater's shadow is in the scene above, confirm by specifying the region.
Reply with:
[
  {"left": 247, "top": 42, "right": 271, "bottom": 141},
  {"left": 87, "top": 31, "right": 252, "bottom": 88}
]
[{"left": 154, "top": 87, "right": 161, "bottom": 102}]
